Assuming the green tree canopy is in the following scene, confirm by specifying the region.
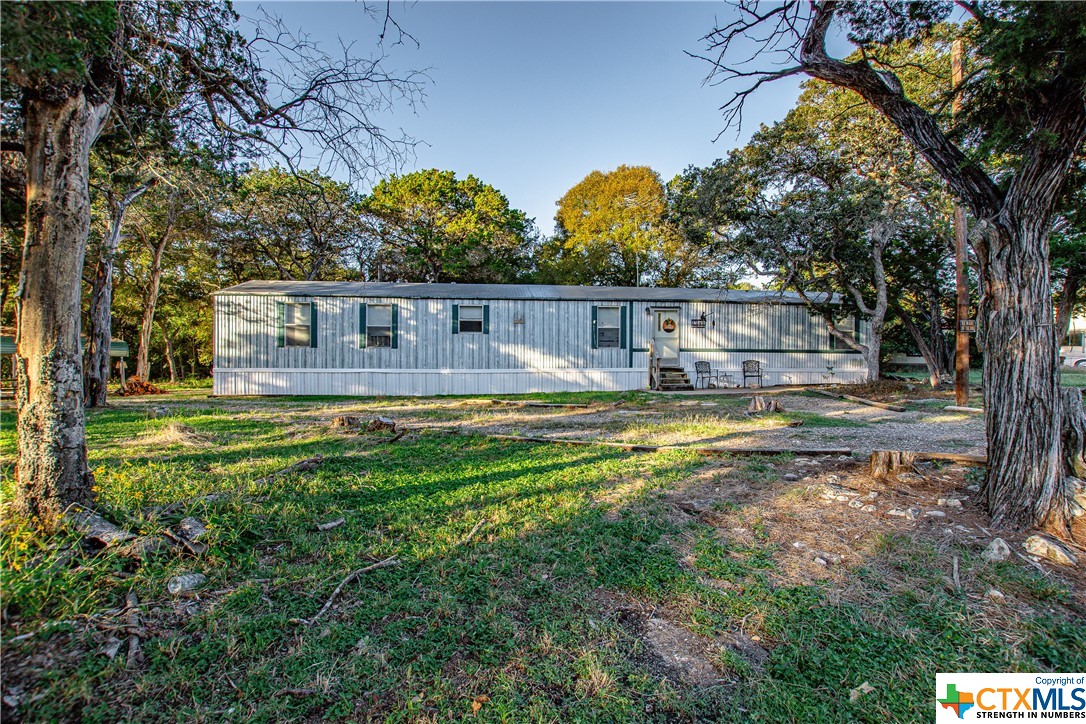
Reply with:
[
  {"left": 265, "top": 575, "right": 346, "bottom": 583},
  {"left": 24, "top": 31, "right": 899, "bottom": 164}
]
[
  {"left": 541, "top": 165, "right": 726, "bottom": 287},
  {"left": 362, "top": 169, "right": 535, "bottom": 284}
]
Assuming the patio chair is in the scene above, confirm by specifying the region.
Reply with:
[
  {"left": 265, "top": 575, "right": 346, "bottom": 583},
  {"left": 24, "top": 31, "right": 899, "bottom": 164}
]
[
  {"left": 742, "top": 359, "right": 764, "bottom": 388},
  {"left": 695, "top": 361, "right": 730, "bottom": 389}
]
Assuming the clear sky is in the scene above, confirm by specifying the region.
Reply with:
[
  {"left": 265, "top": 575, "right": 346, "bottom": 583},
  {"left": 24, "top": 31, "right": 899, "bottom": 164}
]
[{"left": 240, "top": 1, "right": 809, "bottom": 235}]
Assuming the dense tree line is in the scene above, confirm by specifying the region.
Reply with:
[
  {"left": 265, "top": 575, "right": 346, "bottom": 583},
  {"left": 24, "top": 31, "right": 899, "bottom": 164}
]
[{"left": 1, "top": 0, "right": 1081, "bottom": 533}]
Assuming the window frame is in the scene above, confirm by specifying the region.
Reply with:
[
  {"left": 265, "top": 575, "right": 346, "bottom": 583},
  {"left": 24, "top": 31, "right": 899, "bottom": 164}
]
[
  {"left": 458, "top": 304, "right": 485, "bottom": 334},
  {"left": 829, "top": 316, "right": 858, "bottom": 350},
  {"left": 365, "top": 303, "right": 394, "bottom": 348},
  {"left": 596, "top": 306, "right": 622, "bottom": 349},
  {"left": 283, "top": 302, "right": 313, "bottom": 348}
]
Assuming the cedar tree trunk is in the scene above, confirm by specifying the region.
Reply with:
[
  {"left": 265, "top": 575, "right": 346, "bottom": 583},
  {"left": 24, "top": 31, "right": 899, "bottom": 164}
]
[{"left": 795, "top": 0, "right": 1086, "bottom": 530}]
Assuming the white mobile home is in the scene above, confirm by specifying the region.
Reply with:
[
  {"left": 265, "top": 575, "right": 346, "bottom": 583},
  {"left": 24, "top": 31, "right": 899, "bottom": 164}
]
[{"left": 212, "top": 281, "right": 867, "bottom": 396}]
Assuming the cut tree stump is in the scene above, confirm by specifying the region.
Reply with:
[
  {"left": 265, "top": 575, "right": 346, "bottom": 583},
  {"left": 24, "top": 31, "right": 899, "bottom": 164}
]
[
  {"left": 366, "top": 416, "right": 396, "bottom": 432},
  {"left": 870, "top": 449, "right": 987, "bottom": 478},
  {"left": 811, "top": 388, "right": 907, "bottom": 412},
  {"left": 747, "top": 395, "right": 784, "bottom": 414},
  {"left": 330, "top": 415, "right": 363, "bottom": 430}
]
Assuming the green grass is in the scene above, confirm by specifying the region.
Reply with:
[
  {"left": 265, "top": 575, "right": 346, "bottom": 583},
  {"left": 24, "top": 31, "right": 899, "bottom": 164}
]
[{"left": 1, "top": 394, "right": 1080, "bottom": 722}]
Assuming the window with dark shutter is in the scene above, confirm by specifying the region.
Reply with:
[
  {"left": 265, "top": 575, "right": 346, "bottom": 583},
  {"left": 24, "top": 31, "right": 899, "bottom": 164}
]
[
  {"left": 283, "top": 302, "right": 313, "bottom": 347},
  {"left": 458, "top": 304, "right": 484, "bottom": 333},
  {"left": 596, "top": 306, "right": 622, "bottom": 348}
]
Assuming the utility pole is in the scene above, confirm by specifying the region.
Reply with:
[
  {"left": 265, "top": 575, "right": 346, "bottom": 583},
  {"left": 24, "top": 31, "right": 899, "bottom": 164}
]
[{"left": 952, "top": 38, "right": 971, "bottom": 406}]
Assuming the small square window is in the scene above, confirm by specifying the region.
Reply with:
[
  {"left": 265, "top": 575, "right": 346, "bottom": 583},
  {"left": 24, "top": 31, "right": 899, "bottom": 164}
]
[
  {"left": 459, "top": 305, "right": 484, "bottom": 334},
  {"left": 367, "top": 304, "right": 392, "bottom": 347},
  {"left": 284, "top": 303, "right": 311, "bottom": 347}
]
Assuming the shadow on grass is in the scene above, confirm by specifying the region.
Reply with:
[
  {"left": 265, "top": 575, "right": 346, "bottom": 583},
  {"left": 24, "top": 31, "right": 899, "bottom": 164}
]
[{"left": 2, "top": 398, "right": 1083, "bottom": 723}]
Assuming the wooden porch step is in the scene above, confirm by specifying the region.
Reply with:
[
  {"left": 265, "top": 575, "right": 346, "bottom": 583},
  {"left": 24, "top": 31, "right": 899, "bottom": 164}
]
[{"left": 656, "top": 366, "right": 693, "bottom": 390}]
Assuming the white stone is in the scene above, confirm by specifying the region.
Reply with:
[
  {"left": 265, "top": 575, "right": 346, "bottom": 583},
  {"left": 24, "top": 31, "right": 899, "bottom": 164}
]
[
  {"left": 937, "top": 498, "right": 962, "bottom": 508},
  {"left": 986, "top": 588, "right": 1005, "bottom": 603},
  {"left": 862, "top": 505, "right": 876, "bottom": 513},
  {"left": 982, "top": 538, "right": 1010, "bottom": 562},
  {"left": 925, "top": 510, "right": 947, "bottom": 518},
  {"left": 887, "top": 509, "right": 907, "bottom": 517}
]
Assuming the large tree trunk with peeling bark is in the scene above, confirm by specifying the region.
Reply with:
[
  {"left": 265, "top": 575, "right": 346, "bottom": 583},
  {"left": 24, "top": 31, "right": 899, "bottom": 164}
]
[
  {"left": 15, "top": 92, "right": 112, "bottom": 526},
  {"left": 789, "top": 1, "right": 1086, "bottom": 530},
  {"left": 84, "top": 183, "right": 151, "bottom": 407},
  {"left": 976, "top": 219, "right": 1068, "bottom": 531}
]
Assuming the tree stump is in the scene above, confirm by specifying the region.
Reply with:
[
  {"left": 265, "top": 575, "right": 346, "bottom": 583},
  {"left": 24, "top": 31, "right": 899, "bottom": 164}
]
[
  {"left": 330, "top": 415, "right": 362, "bottom": 430},
  {"left": 747, "top": 396, "right": 784, "bottom": 414},
  {"left": 869, "top": 450, "right": 917, "bottom": 479},
  {"left": 366, "top": 416, "right": 396, "bottom": 432}
]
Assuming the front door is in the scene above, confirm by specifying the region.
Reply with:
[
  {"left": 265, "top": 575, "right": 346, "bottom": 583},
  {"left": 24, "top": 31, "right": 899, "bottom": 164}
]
[{"left": 653, "top": 309, "right": 680, "bottom": 365}]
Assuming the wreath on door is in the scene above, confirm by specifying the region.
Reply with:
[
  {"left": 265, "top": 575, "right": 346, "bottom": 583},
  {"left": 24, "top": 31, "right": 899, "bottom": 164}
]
[{"left": 661, "top": 317, "right": 676, "bottom": 333}]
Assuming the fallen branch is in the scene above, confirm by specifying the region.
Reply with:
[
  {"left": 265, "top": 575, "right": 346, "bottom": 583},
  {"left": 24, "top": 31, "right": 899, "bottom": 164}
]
[
  {"left": 66, "top": 506, "right": 136, "bottom": 547},
  {"left": 482, "top": 433, "right": 849, "bottom": 457},
  {"left": 292, "top": 556, "right": 400, "bottom": 626},
  {"left": 385, "top": 429, "right": 407, "bottom": 444},
  {"left": 810, "top": 388, "right": 907, "bottom": 412},
  {"left": 457, "top": 519, "right": 487, "bottom": 548},
  {"left": 316, "top": 518, "right": 346, "bottom": 532},
  {"left": 255, "top": 455, "right": 325, "bottom": 485},
  {"left": 944, "top": 405, "right": 984, "bottom": 414},
  {"left": 489, "top": 399, "right": 591, "bottom": 409},
  {"left": 125, "top": 592, "right": 143, "bottom": 671}
]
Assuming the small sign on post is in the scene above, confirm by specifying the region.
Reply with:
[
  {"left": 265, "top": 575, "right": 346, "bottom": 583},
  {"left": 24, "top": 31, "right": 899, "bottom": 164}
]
[{"left": 959, "top": 319, "right": 976, "bottom": 333}]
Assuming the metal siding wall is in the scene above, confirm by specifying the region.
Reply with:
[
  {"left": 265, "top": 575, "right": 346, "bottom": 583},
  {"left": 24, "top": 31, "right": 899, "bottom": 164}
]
[{"left": 212, "top": 294, "right": 866, "bottom": 395}]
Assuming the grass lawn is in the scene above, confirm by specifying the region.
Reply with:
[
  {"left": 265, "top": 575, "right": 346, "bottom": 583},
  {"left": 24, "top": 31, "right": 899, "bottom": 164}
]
[{"left": 1, "top": 393, "right": 1082, "bottom": 722}]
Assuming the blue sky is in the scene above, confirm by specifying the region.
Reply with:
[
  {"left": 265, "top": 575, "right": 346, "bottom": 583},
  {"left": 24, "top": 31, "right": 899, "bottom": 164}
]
[{"left": 243, "top": 2, "right": 810, "bottom": 235}]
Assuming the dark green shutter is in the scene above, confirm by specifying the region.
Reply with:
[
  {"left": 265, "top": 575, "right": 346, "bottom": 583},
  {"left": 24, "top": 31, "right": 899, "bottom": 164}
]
[
  {"left": 359, "top": 303, "right": 367, "bottom": 348},
  {"left": 391, "top": 303, "right": 399, "bottom": 349},
  {"left": 276, "top": 302, "right": 285, "bottom": 348},
  {"left": 591, "top": 305, "right": 598, "bottom": 349},
  {"left": 620, "top": 307, "right": 627, "bottom": 349},
  {"left": 483, "top": 305, "right": 490, "bottom": 334},
  {"left": 452, "top": 304, "right": 459, "bottom": 334},
  {"left": 309, "top": 302, "right": 318, "bottom": 348}
]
